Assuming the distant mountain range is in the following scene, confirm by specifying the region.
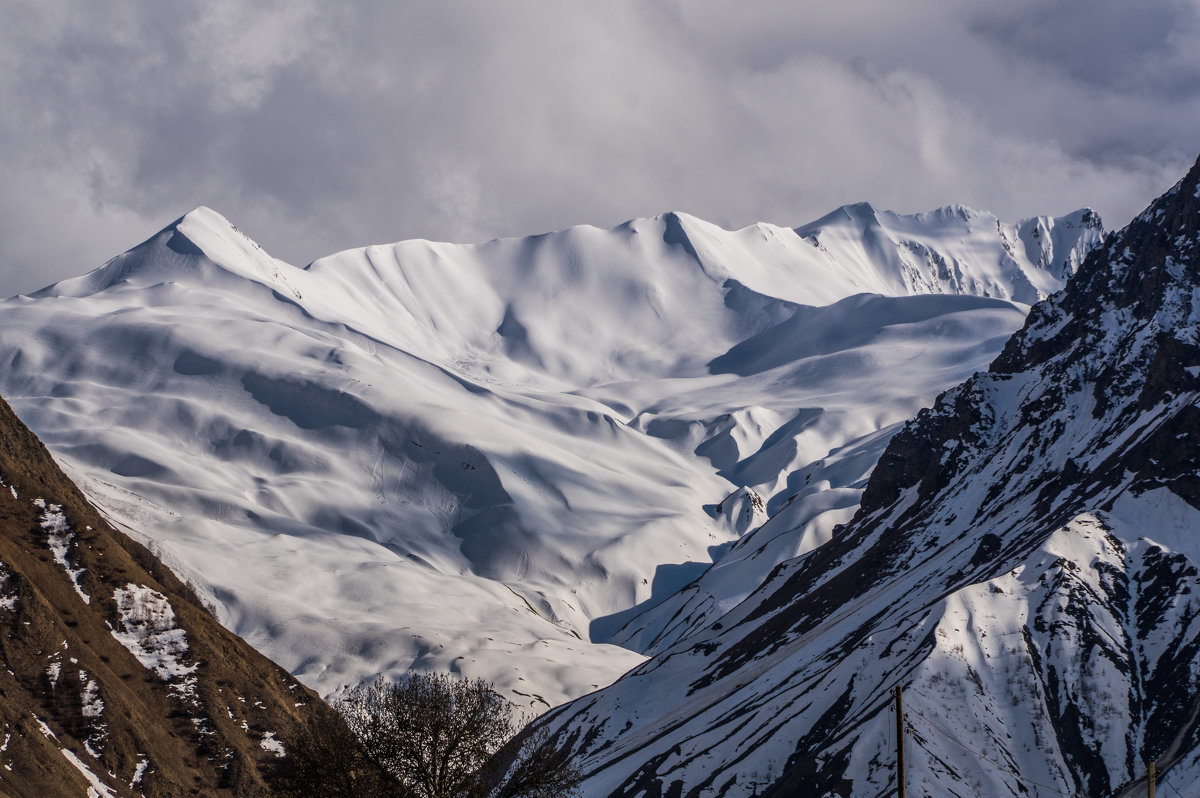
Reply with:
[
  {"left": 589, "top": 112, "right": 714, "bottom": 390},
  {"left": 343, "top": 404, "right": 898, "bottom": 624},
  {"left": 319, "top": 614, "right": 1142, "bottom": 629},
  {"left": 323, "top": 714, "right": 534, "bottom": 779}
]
[
  {"left": 0, "top": 199, "right": 1103, "bottom": 717},
  {"left": 536, "top": 157, "right": 1200, "bottom": 796},
  {"left": 0, "top": 198, "right": 1101, "bottom": 721}
]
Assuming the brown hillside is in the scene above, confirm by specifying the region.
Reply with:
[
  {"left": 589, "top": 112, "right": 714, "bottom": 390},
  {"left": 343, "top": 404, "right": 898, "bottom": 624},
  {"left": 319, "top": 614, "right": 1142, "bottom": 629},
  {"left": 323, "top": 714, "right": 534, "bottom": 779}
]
[{"left": 0, "top": 392, "right": 339, "bottom": 796}]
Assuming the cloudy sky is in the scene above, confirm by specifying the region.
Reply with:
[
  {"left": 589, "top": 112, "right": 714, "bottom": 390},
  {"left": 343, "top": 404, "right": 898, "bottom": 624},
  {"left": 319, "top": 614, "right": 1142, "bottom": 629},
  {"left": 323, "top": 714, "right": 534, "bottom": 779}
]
[{"left": 2, "top": 0, "right": 1198, "bottom": 297}]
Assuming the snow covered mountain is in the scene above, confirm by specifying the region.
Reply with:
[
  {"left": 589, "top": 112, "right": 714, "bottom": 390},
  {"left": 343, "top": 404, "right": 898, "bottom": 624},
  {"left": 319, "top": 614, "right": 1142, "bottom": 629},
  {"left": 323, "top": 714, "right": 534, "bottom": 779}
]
[
  {"left": 0, "top": 202, "right": 1099, "bottom": 712},
  {"left": 538, "top": 158, "right": 1200, "bottom": 796}
]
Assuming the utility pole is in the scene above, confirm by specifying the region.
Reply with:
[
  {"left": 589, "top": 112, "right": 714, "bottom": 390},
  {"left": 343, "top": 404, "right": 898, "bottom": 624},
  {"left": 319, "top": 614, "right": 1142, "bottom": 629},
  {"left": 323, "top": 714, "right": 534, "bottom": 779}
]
[
  {"left": 1147, "top": 760, "right": 1156, "bottom": 798},
  {"left": 893, "top": 685, "right": 905, "bottom": 798}
]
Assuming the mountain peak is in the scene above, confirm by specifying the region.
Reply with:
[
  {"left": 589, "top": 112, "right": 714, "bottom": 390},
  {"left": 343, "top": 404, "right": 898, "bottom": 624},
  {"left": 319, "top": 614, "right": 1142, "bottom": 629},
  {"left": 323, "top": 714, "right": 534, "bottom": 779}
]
[
  {"left": 32, "top": 207, "right": 290, "bottom": 300},
  {"left": 173, "top": 204, "right": 231, "bottom": 228},
  {"left": 993, "top": 154, "right": 1200, "bottom": 377},
  {"left": 172, "top": 205, "right": 241, "bottom": 247},
  {"left": 170, "top": 205, "right": 275, "bottom": 266},
  {"left": 791, "top": 200, "right": 1101, "bottom": 304},
  {"left": 909, "top": 202, "right": 986, "bottom": 224},
  {"left": 792, "top": 200, "right": 882, "bottom": 234},
  {"left": 798, "top": 201, "right": 986, "bottom": 234}
]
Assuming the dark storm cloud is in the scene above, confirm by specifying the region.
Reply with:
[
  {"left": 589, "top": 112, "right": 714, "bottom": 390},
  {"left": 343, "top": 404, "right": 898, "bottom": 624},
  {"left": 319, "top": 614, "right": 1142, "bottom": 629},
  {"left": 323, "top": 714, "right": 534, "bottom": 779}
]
[
  {"left": 970, "top": 0, "right": 1196, "bottom": 95},
  {"left": 1, "top": 0, "right": 1196, "bottom": 297}
]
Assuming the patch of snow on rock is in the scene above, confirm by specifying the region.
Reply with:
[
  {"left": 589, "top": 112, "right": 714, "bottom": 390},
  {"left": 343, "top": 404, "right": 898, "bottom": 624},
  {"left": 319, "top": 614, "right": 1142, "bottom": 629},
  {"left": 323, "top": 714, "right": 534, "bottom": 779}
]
[
  {"left": 79, "top": 673, "right": 103, "bottom": 719},
  {"left": 35, "top": 499, "right": 89, "bottom": 604},
  {"left": 78, "top": 668, "right": 107, "bottom": 758},
  {"left": 130, "top": 756, "right": 149, "bottom": 788},
  {"left": 0, "top": 562, "right": 16, "bottom": 612},
  {"left": 60, "top": 746, "right": 116, "bottom": 797},
  {"left": 32, "top": 714, "right": 55, "bottom": 739},
  {"left": 259, "top": 730, "right": 285, "bottom": 757},
  {"left": 110, "top": 584, "right": 198, "bottom": 701}
]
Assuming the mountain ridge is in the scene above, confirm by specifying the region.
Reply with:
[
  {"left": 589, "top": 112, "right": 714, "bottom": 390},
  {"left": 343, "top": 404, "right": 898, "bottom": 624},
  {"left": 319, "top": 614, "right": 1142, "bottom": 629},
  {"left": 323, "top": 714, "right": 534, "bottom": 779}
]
[
  {"left": 0, "top": 199, "right": 1102, "bottom": 716},
  {"left": 536, "top": 154, "right": 1200, "bottom": 796}
]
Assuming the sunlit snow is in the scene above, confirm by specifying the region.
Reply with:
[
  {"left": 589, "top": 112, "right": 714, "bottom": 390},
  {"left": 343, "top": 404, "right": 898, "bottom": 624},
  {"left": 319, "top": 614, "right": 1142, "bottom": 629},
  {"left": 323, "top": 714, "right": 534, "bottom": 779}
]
[{"left": 0, "top": 203, "right": 1100, "bottom": 708}]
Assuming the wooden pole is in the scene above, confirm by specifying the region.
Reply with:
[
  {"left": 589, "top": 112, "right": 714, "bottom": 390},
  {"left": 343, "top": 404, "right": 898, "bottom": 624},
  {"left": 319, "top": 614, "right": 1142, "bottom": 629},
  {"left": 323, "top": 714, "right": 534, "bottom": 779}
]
[
  {"left": 1148, "top": 760, "right": 1156, "bottom": 798},
  {"left": 894, "top": 685, "right": 905, "bottom": 798}
]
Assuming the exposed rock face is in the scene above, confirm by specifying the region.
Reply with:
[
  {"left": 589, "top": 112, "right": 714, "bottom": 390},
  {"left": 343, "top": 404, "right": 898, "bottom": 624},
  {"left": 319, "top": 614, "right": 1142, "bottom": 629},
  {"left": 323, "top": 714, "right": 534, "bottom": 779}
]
[
  {"left": 539, "top": 160, "right": 1200, "bottom": 797},
  {"left": 0, "top": 393, "right": 334, "bottom": 796}
]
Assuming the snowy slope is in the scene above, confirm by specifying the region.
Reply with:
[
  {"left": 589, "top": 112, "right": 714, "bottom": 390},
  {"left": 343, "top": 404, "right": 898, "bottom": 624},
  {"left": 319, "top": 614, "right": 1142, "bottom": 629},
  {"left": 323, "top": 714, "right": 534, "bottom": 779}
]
[
  {"left": 0, "top": 203, "right": 1098, "bottom": 710},
  {"left": 0, "top": 391, "right": 335, "bottom": 797},
  {"left": 539, "top": 158, "right": 1200, "bottom": 796}
]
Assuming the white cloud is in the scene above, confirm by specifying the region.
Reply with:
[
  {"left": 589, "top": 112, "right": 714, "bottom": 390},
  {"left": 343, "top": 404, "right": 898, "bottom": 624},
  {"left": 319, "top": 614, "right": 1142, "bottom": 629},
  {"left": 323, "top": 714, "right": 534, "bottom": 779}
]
[{"left": 0, "top": 0, "right": 1195, "bottom": 296}]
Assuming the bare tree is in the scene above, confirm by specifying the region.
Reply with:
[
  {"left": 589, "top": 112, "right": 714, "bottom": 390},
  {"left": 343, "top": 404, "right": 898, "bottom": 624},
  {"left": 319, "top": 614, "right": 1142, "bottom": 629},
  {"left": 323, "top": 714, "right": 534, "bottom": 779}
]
[
  {"left": 274, "top": 711, "right": 410, "bottom": 798},
  {"left": 337, "top": 673, "right": 580, "bottom": 798},
  {"left": 484, "top": 723, "right": 582, "bottom": 798}
]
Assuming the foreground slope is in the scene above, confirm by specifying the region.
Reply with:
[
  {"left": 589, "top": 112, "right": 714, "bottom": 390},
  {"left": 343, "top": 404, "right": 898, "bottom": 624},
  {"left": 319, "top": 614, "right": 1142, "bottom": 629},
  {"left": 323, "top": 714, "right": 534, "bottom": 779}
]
[
  {"left": 540, "top": 160, "right": 1200, "bottom": 797},
  {"left": 0, "top": 392, "right": 329, "bottom": 796},
  {"left": 0, "top": 204, "right": 1099, "bottom": 707}
]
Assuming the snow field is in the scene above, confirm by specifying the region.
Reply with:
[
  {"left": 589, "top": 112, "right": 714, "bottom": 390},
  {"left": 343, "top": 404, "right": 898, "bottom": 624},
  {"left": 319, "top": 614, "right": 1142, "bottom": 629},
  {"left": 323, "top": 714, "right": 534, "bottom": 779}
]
[{"left": 0, "top": 202, "right": 1097, "bottom": 712}]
